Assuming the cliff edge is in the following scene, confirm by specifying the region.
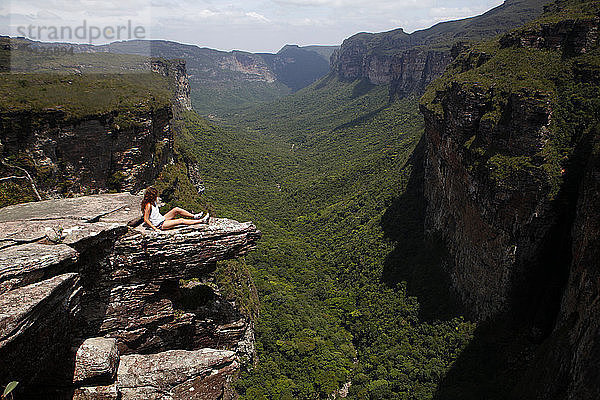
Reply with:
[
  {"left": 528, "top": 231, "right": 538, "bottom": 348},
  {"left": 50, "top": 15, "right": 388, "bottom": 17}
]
[
  {"left": 420, "top": 1, "right": 599, "bottom": 397},
  {"left": 0, "top": 193, "right": 261, "bottom": 399}
]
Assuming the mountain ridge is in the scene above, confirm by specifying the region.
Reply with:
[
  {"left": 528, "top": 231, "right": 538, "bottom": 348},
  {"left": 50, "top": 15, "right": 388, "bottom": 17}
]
[{"left": 331, "top": 0, "right": 548, "bottom": 97}]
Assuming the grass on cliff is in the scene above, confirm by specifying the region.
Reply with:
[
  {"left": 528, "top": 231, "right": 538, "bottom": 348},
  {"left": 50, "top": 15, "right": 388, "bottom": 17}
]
[
  {"left": 0, "top": 72, "right": 171, "bottom": 120},
  {"left": 421, "top": 3, "right": 600, "bottom": 200}
]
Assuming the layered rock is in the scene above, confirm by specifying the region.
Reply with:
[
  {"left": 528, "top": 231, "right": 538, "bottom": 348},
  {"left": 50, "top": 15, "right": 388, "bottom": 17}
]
[
  {"left": 421, "top": 84, "right": 557, "bottom": 318},
  {"left": 420, "top": 2, "right": 600, "bottom": 398},
  {"left": 0, "top": 105, "right": 173, "bottom": 196},
  {"left": 331, "top": 0, "right": 546, "bottom": 98},
  {"left": 0, "top": 193, "right": 260, "bottom": 398},
  {"left": 420, "top": 0, "right": 600, "bottom": 319},
  {"left": 151, "top": 59, "right": 192, "bottom": 112},
  {"left": 0, "top": 58, "right": 192, "bottom": 199}
]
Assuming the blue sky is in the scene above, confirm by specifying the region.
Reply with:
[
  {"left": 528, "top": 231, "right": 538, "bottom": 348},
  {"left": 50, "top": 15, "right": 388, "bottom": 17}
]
[{"left": 1, "top": 0, "right": 505, "bottom": 53}]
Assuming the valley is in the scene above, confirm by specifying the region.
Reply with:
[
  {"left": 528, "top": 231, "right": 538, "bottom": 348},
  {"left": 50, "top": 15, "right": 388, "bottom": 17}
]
[{"left": 1, "top": 0, "right": 599, "bottom": 399}]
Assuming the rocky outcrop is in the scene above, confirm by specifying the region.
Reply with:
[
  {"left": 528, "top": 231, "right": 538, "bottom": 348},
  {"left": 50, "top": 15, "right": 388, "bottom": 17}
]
[
  {"left": 73, "top": 338, "right": 119, "bottom": 385},
  {"left": 421, "top": 84, "right": 557, "bottom": 318},
  {"left": 420, "top": 0, "right": 600, "bottom": 320},
  {"left": 331, "top": 35, "right": 455, "bottom": 97},
  {"left": 0, "top": 59, "right": 192, "bottom": 199},
  {"left": 0, "top": 105, "right": 173, "bottom": 196},
  {"left": 151, "top": 59, "right": 192, "bottom": 112},
  {"left": 0, "top": 193, "right": 260, "bottom": 398},
  {"left": 420, "top": 2, "right": 600, "bottom": 398},
  {"left": 117, "top": 349, "right": 238, "bottom": 400},
  {"left": 331, "top": 0, "right": 546, "bottom": 98}
]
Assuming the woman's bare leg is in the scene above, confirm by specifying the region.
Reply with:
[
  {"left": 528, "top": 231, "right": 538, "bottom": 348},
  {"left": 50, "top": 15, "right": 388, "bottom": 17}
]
[
  {"left": 161, "top": 218, "right": 205, "bottom": 230},
  {"left": 164, "top": 207, "right": 195, "bottom": 220}
]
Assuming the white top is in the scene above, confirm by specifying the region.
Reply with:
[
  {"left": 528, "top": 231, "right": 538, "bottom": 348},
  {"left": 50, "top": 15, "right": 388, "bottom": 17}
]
[{"left": 149, "top": 203, "right": 165, "bottom": 226}]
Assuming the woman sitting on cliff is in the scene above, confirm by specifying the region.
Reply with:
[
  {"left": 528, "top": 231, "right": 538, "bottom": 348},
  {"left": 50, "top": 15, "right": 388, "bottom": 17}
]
[{"left": 141, "top": 187, "right": 210, "bottom": 231}]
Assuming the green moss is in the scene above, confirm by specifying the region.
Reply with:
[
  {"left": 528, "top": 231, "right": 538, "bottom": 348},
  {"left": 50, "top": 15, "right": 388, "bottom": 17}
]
[
  {"left": 215, "top": 259, "right": 260, "bottom": 319},
  {"left": 487, "top": 154, "right": 536, "bottom": 183},
  {"left": 107, "top": 171, "right": 128, "bottom": 191}
]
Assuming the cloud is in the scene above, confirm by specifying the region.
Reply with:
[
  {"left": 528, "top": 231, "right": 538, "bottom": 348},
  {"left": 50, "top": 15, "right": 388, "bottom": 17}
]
[
  {"left": 1, "top": 0, "right": 509, "bottom": 51},
  {"left": 245, "top": 11, "right": 270, "bottom": 23}
]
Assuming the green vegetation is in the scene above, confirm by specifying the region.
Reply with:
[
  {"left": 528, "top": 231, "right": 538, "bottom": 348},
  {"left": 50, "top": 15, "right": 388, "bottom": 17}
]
[
  {"left": 2, "top": 381, "right": 18, "bottom": 399},
  {"left": 164, "top": 74, "right": 475, "bottom": 399},
  {"left": 0, "top": 73, "right": 170, "bottom": 120},
  {"left": 191, "top": 81, "right": 290, "bottom": 117},
  {"left": 421, "top": 0, "right": 600, "bottom": 200},
  {"left": 159, "top": 3, "right": 600, "bottom": 397}
]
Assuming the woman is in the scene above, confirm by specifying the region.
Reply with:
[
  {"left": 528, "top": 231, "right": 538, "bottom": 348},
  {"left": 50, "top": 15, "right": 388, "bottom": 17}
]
[{"left": 141, "top": 187, "right": 210, "bottom": 231}]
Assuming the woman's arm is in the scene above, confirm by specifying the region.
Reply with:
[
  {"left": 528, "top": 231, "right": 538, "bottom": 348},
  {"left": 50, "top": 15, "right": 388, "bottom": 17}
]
[{"left": 144, "top": 203, "right": 161, "bottom": 232}]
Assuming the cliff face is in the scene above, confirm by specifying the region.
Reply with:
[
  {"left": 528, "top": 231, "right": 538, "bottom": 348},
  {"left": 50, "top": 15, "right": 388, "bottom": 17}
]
[
  {"left": 151, "top": 59, "right": 192, "bottom": 112},
  {"left": 0, "top": 193, "right": 261, "bottom": 399},
  {"left": 0, "top": 106, "right": 173, "bottom": 196},
  {"left": 331, "top": 0, "right": 546, "bottom": 98},
  {"left": 331, "top": 34, "right": 456, "bottom": 97},
  {"left": 420, "top": 2, "right": 600, "bottom": 397},
  {"left": 0, "top": 59, "right": 191, "bottom": 199}
]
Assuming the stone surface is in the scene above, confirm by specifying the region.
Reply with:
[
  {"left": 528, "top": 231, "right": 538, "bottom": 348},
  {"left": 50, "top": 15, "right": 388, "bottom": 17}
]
[
  {"left": 0, "top": 243, "right": 78, "bottom": 294},
  {"left": 0, "top": 273, "right": 81, "bottom": 388},
  {"left": 0, "top": 193, "right": 260, "bottom": 398},
  {"left": 117, "top": 348, "right": 237, "bottom": 400},
  {"left": 73, "top": 338, "right": 119, "bottom": 385},
  {"left": 0, "top": 193, "right": 142, "bottom": 224},
  {"left": 84, "top": 218, "right": 260, "bottom": 353},
  {"left": 73, "top": 384, "right": 119, "bottom": 400}
]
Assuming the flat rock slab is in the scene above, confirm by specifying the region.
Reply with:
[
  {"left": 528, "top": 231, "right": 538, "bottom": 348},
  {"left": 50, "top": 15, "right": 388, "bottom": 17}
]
[
  {"left": 0, "top": 273, "right": 79, "bottom": 346},
  {"left": 73, "top": 337, "right": 119, "bottom": 385},
  {"left": 73, "top": 384, "right": 119, "bottom": 400},
  {"left": 0, "top": 243, "right": 79, "bottom": 294},
  {"left": 0, "top": 220, "right": 125, "bottom": 250},
  {"left": 117, "top": 348, "right": 236, "bottom": 400},
  {"left": 0, "top": 193, "right": 142, "bottom": 224}
]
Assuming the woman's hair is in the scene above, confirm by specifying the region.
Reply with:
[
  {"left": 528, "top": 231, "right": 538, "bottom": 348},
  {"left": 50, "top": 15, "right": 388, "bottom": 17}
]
[{"left": 141, "top": 187, "right": 159, "bottom": 214}]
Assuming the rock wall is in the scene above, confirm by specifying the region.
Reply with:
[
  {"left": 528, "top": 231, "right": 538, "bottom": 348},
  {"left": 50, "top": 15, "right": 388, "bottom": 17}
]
[
  {"left": 331, "top": 39, "right": 455, "bottom": 98},
  {"left": 0, "top": 194, "right": 261, "bottom": 399},
  {"left": 0, "top": 59, "right": 192, "bottom": 198},
  {"left": 151, "top": 59, "right": 192, "bottom": 112},
  {"left": 420, "top": 6, "right": 600, "bottom": 399},
  {"left": 331, "top": 0, "right": 545, "bottom": 98},
  {"left": 420, "top": 2, "right": 599, "bottom": 320},
  {"left": 0, "top": 106, "right": 174, "bottom": 196}
]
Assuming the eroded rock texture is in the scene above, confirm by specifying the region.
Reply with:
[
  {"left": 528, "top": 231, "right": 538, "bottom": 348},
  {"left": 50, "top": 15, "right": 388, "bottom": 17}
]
[
  {"left": 420, "top": 7, "right": 600, "bottom": 399},
  {"left": 0, "top": 59, "right": 192, "bottom": 198},
  {"left": 0, "top": 193, "right": 260, "bottom": 399},
  {"left": 331, "top": 0, "right": 545, "bottom": 98}
]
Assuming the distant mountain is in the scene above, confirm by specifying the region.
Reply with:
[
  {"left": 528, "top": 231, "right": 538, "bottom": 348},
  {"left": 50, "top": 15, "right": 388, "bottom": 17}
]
[
  {"left": 332, "top": 0, "right": 548, "bottom": 97},
  {"left": 297, "top": 45, "right": 339, "bottom": 62},
  {"left": 259, "top": 45, "right": 332, "bottom": 91},
  {"left": 94, "top": 40, "right": 337, "bottom": 115}
]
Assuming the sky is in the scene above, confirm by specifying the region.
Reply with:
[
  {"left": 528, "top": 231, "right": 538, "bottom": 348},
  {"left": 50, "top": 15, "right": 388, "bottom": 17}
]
[{"left": 1, "top": 0, "right": 505, "bottom": 53}]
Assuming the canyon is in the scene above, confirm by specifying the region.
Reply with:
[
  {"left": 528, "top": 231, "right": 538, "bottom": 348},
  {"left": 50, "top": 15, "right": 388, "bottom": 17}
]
[{"left": 1, "top": 0, "right": 600, "bottom": 398}]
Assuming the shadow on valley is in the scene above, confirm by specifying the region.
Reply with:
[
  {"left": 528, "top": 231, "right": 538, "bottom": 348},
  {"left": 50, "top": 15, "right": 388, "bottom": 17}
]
[
  {"left": 429, "top": 130, "right": 592, "bottom": 400},
  {"left": 380, "top": 137, "right": 463, "bottom": 322}
]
